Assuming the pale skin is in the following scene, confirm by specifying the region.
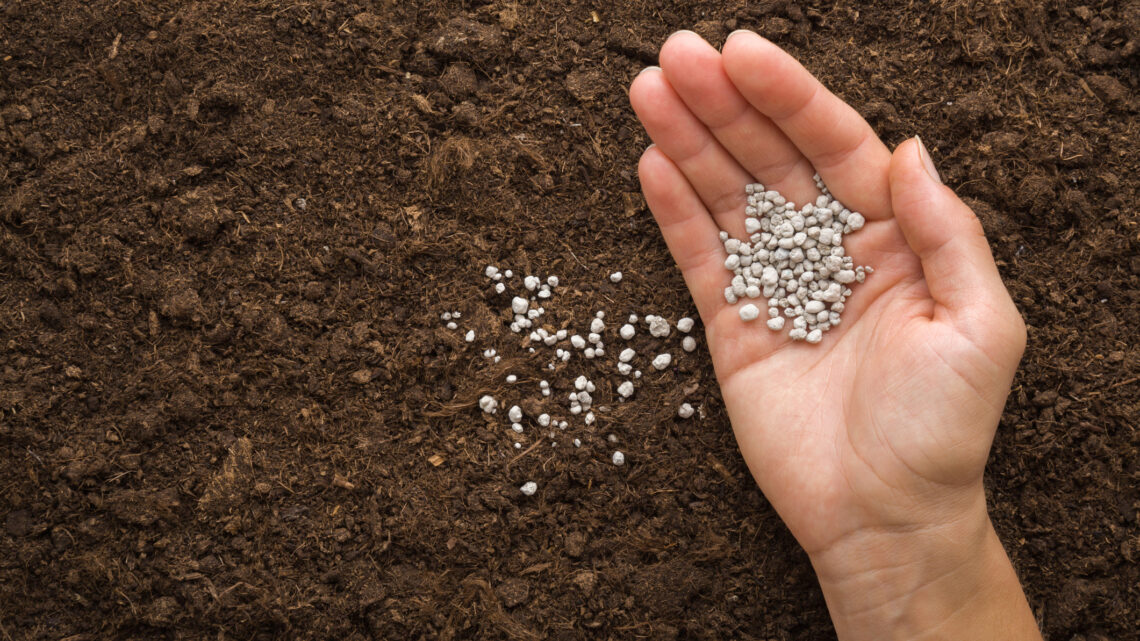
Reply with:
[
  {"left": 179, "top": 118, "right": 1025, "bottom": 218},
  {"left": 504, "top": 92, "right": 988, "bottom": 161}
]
[{"left": 630, "top": 31, "right": 1043, "bottom": 640}]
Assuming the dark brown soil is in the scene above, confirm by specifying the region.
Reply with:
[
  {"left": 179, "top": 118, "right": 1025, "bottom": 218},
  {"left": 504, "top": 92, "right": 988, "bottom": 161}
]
[{"left": 1, "top": 1, "right": 1138, "bottom": 639}]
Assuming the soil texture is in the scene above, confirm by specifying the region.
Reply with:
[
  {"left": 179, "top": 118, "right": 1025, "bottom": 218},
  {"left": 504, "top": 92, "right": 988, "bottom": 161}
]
[{"left": 1, "top": 1, "right": 1138, "bottom": 639}]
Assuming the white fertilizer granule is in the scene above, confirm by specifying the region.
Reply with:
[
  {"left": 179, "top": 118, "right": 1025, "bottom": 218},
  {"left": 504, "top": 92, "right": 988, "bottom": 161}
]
[
  {"left": 479, "top": 395, "right": 498, "bottom": 414},
  {"left": 520, "top": 481, "right": 537, "bottom": 496},
  {"left": 617, "top": 381, "right": 634, "bottom": 398}
]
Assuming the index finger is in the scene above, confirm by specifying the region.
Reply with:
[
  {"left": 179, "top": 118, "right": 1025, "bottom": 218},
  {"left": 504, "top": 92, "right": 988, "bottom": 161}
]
[{"left": 721, "top": 31, "right": 893, "bottom": 220}]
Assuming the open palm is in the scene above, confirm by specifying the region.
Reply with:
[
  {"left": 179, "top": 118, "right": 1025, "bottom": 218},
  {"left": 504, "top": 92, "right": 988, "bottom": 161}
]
[{"left": 630, "top": 31, "right": 1026, "bottom": 556}]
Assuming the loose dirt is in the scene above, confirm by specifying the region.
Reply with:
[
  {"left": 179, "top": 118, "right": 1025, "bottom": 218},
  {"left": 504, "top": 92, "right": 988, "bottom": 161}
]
[{"left": 1, "top": 1, "right": 1137, "bottom": 639}]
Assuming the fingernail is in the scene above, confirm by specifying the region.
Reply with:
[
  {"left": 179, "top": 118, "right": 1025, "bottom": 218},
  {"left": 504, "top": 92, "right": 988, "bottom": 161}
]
[
  {"left": 646, "top": 143, "right": 657, "bottom": 151},
  {"left": 725, "top": 29, "right": 752, "bottom": 43},
  {"left": 637, "top": 65, "right": 661, "bottom": 76},
  {"left": 667, "top": 29, "right": 699, "bottom": 40},
  {"left": 916, "top": 136, "right": 941, "bottom": 184}
]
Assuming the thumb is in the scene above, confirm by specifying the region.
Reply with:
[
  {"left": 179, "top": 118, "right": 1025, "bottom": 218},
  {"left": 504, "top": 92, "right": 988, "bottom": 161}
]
[{"left": 889, "top": 137, "right": 1025, "bottom": 352}]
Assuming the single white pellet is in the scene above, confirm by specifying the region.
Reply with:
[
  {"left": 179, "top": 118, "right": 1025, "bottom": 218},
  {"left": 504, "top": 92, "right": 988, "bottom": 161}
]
[
  {"left": 584, "top": 347, "right": 595, "bottom": 359},
  {"left": 508, "top": 405, "right": 523, "bottom": 423},
  {"left": 547, "top": 276, "right": 559, "bottom": 287},
  {"left": 520, "top": 481, "right": 537, "bottom": 496},
  {"left": 524, "top": 275, "right": 540, "bottom": 291},
  {"left": 806, "top": 329, "right": 823, "bottom": 344},
  {"left": 479, "top": 395, "right": 498, "bottom": 414},
  {"left": 511, "top": 423, "right": 524, "bottom": 433},
  {"left": 648, "top": 316, "right": 671, "bottom": 338},
  {"left": 628, "top": 314, "right": 638, "bottom": 323},
  {"left": 446, "top": 321, "right": 458, "bottom": 330},
  {"left": 511, "top": 296, "right": 528, "bottom": 314},
  {"left": 652, "top": 353, "right": 672, "bottom": 370},
  {"left": 537, "top": 413, "right": 551, "bottom": 427},
  {"left": 682, "top": 336, "right": 696, "bottom": 352},
  {"left": 570, "top": 334, "right": 586, "bottom": 349},
  {"left": 767, "top": 316, "right": 785, "bottom": 331},
  {"left": 584, "top": 411, "right": 595, "bottom": 425},
  {"left": 441, "top": 312, "right": 452, "bottom": 321},
  {"left": 676, "top": 317, "right": 694, "bottom": 333},
  {"left": 739, "top": 304, "right": 761, "bottom": 321},
  {"left": 484, "top": 266, "right": 498, "bottom": 278},
  {"left": 620, "top": 324, "right": 635, "bottom": 340},
  {"left": 610, "top": 271, "right": 623, "bottom": 283},
  {"left": 590, "top": 317, "right": 605, "bottom": 334},
  {"left": 677, "top": 403, "right": 694, "bottom": 418},
  {"left": 494, "top": 283, "right": 506, "bottom": 294},
  {"left": 612, "top": 451, "right": 625, "bottom": 466},
  {"left": 506, "top": 374, "right": 517, "bottom": 383},
  {"left": 465, "top": 330, "right": 475, "bottom": 342},
  {"left": 617, "top": 381, "right": 634, "bottom": 398},
  {"left": 617, "top": 362, "right": 632, "bottom": 375},
  {"left": 619, "top": 348, "right": 636, "bottom": 363}
]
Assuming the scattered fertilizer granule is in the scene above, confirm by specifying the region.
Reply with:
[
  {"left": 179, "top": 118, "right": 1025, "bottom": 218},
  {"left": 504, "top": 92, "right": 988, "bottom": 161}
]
[
  {"left": 610, "top": 271, "right": 623, "bottom": 283},
  {"left": 677, "top": 403, "right": 694, "bottom": 418},
  {"left": 722, "top": 175, "right": 871, "bottom": 343},
  {"left": 612, "top": 451, "right": 625, "bottom": 466},
  {"left": 617, "top": 381, "right": 635, "bottom": 398},
  {"left": 646, "top": 315, "right": 671, "bottom": 338},
  {"left": 479, "top": 395, "right": 498, "bottom": 414},
  {"left": 520, "top": 481, "right": 537, "bottom": 496}
]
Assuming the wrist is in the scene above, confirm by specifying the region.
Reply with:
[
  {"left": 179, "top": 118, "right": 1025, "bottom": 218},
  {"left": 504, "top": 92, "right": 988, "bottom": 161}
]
[{"left": 807, "top": 491, "right": 1040, "bottom": 640}]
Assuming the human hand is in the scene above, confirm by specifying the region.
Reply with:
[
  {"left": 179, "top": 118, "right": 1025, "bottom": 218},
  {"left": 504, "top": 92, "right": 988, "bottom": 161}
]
[{"left": 630, "top": 31, "right": 1039, "bottom": 639}]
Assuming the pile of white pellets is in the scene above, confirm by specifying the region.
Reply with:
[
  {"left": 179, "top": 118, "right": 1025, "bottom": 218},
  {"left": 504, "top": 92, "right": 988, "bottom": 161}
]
[
  {"left": 444, "top": 265, "right": 704, "bottom": 497},
  {"left": 725, "top": 174, "right": 872, "bottom": 343}
]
